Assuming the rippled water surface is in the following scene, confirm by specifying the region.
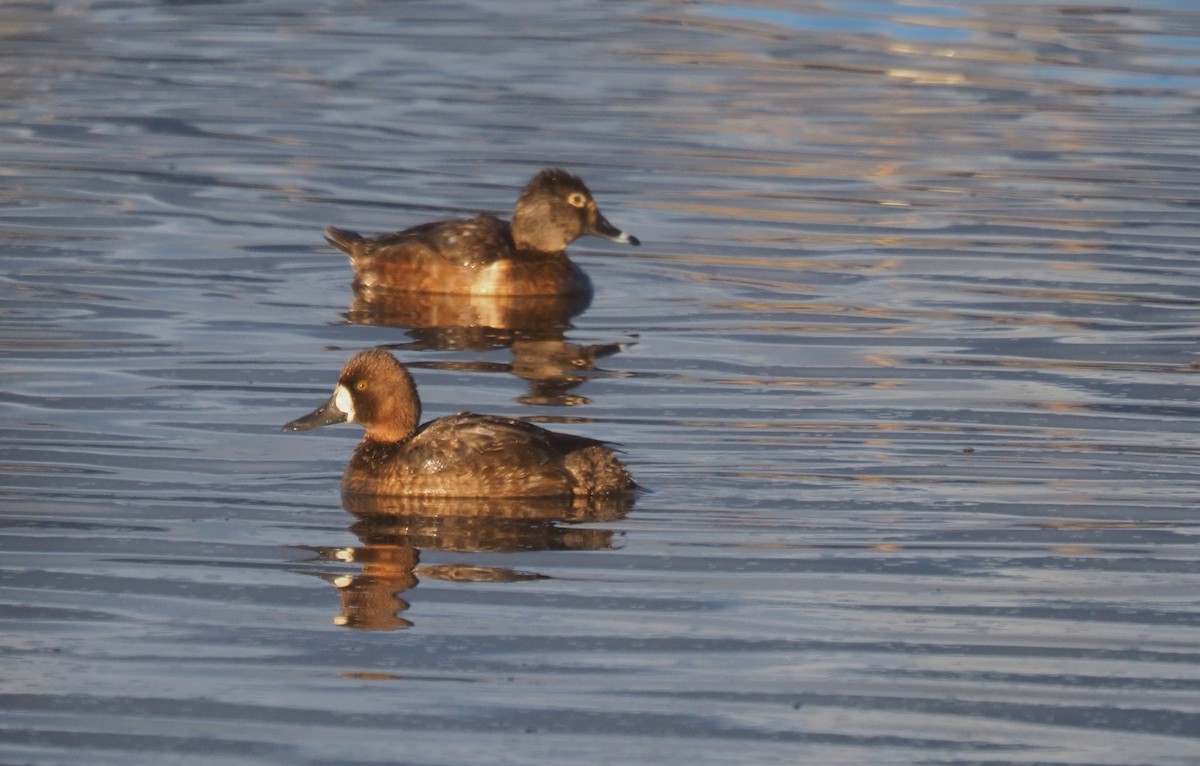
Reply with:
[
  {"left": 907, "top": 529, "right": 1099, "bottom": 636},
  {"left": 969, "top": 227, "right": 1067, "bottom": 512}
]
[{"left": 3, "top": 1, "right": 1200, "bottom": 764}]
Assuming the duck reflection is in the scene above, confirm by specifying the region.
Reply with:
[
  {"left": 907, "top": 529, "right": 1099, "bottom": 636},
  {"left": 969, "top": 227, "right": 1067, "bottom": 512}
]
[
  {"left": 307, "top": 491, "right": 634, "bottom": 631},
  {"left": 345, "top": 286, "right": 629, "bottom": 406}
]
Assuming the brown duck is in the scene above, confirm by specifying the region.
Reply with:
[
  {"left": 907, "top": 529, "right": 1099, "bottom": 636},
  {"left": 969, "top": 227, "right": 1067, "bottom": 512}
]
[
  {"left": 324, "top": 168, "right": 639, "bottom": 296},
  {"left": 284, "top": 349, "right": 637, "bottom": 497}
]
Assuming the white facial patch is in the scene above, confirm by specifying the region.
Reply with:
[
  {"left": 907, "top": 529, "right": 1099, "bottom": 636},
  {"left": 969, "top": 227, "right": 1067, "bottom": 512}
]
[{"left": 333, "top": 384, "right": 356, "bottom": 423}]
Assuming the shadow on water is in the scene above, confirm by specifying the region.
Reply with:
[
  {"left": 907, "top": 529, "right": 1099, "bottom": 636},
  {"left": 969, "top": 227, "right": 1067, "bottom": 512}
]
[
  {"left": 346, "top": 285, "right": 633, "bottom": 406},
  {"left": 301, "top": 492, "right": 634, "bottom": 630}
]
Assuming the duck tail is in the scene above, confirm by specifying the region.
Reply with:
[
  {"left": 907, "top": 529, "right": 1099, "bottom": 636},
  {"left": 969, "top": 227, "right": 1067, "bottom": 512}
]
[{"left": 324, "top": 226, "right": 364, "bottom": 256}]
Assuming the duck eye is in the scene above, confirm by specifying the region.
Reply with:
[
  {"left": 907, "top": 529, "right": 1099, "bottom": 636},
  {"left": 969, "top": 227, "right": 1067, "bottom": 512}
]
[
  {"left": 566, "top": 192, "right": 587, "bottom": 208},
  {"left": 355, "top": 380, "right": 368, "bottom": 392}
]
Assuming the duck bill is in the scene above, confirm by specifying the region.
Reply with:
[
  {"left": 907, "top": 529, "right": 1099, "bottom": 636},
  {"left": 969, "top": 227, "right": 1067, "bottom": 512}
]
[
  {"left": 588, "top": 211, "right": 640, "bottom": 246},
  {"left": 283, "top": 393, "right": 348, "bottom": 432}
]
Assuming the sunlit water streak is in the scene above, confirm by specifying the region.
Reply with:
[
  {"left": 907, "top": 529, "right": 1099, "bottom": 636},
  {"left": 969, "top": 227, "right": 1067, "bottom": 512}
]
[{"left": 2, "top": 1, "right": 1200, "bottom": 764}]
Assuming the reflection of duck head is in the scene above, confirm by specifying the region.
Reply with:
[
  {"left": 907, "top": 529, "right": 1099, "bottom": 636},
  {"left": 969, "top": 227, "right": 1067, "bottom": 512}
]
[
  {"left": 510, "top": 338, "right": 628, "bottom": 406},
  {"left": 344, "top": 288, "right": 631, "bottom": 406},
  {"left": 309, "top": 492, "right": 635, "bottom": 631},
  {"left": 308, "top": 544, "right": 417, "bottom": 631}
]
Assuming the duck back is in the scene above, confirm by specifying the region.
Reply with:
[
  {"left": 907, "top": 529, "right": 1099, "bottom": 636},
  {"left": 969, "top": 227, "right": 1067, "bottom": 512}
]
[{"left": 342, "top": 413, "right": 634, "bottom": 497}]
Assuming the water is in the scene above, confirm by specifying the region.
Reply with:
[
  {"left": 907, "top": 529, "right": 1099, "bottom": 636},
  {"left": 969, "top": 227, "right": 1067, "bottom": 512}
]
[{"left": 3, "top": 1, "right": 1200, "bottom": 763}]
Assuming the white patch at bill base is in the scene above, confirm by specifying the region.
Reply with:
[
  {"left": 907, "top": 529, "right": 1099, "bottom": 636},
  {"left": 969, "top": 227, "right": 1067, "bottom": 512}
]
[{"left": 334, "top": 384, "right": 356, "bottom": 423}]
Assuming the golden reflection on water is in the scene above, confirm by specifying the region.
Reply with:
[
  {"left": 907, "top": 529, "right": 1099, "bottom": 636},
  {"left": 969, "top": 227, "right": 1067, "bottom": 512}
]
[
  {"left": 934, "top": 356, "right": 1198, "bottom": 375},
  {"left": 345, "top": 285, "right": 590, "bottom": 337},
  {"left": 1039, "top": 520, "right": 1191, "bottom": 530},
  {"left": 885, "top": 68, "right": 966, "bottom": 85},
  {"left": 959, "top": 282, "right": 1200, "bottom": 307},
  {"left": 651, "top": 201, "right": 850, "bottom": 225},
  {"left": 710, "top": 297, "right": 1099, "bottom": 335},
  {"left": 306, "top": 493, "right": 634, "bottom": 631}
]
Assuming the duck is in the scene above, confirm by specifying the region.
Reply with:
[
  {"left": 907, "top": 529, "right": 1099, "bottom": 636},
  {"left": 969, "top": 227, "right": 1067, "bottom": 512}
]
[
  {"left": 324, "top": 168, "right": 639, "bottom": 296},
  {"left": 283, "top": 349, "right": 637, "bottom": 497}
]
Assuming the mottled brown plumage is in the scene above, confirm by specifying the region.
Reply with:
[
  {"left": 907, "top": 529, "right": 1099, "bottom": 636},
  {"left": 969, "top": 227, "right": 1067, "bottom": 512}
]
[
  {"left": 324, "top": 168, "right": 639, "bottom": 296},
  {"left": 284, "top": 349, "right": 637, "bottom": 497}
]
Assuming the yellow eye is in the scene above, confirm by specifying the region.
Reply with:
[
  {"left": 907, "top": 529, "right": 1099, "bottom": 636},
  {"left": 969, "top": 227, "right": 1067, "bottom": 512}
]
[
  {"left": 566, "top": 192, "right": 587, "bottom": 208},
  {"left": 355, "top": 380, "right": 367, "bottom": 391}
]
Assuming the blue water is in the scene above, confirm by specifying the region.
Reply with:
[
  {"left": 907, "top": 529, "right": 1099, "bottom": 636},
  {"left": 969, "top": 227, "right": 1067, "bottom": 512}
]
[{"left": 2, "top": 1, "right": 1200, "bottom": 764}]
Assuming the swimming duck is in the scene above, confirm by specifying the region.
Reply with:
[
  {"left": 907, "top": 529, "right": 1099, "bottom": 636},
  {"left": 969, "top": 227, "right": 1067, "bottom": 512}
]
[
  {"left": 324, "top": 168, "right": 639, "bottom": 296},
  {"left": 283, "top": 349, "right": 637, "bottom": 497}
]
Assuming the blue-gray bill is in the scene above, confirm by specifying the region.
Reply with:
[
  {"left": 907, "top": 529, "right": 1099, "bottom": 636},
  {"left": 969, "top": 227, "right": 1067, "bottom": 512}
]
[{"left": 283, "top": 393, "right": 348, "bottom": 432}]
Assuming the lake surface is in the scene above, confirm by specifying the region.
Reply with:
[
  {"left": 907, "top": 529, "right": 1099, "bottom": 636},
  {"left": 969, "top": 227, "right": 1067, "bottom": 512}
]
[{"left": 3, "top": 1, "right": 1200, "bottom": 764}]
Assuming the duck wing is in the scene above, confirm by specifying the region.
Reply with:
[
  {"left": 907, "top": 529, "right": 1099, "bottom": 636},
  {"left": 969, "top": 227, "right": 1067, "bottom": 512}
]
[
  {"left": 333, "top": 214, "right": 515, "bottom": 269},
  {"left": 405, "top": 413, "right": 603, "bottom": 495}
]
